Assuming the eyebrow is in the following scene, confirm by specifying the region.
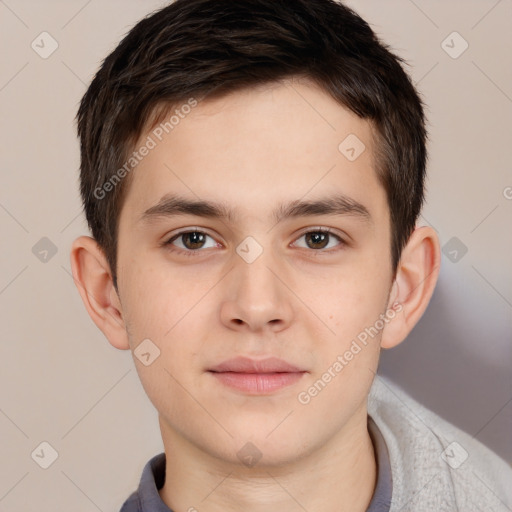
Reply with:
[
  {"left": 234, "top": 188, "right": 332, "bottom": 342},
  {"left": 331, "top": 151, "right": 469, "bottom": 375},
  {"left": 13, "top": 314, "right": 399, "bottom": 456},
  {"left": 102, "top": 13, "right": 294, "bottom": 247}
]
[{"left": 139, "top": 193, "right": 372, "bottom": 226}]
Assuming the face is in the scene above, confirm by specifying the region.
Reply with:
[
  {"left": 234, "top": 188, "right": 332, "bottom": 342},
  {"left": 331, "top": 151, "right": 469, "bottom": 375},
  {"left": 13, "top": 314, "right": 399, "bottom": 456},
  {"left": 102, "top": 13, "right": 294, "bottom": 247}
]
[{"left": 115, "top": 78, "right": 395, "bottom": 467}]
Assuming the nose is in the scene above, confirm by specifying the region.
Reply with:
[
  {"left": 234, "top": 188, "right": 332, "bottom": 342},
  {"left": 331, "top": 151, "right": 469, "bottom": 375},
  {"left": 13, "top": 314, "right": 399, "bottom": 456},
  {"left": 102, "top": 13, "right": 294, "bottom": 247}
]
[{"left": 219, "top": 244, "right": 294, "bottom": 333}]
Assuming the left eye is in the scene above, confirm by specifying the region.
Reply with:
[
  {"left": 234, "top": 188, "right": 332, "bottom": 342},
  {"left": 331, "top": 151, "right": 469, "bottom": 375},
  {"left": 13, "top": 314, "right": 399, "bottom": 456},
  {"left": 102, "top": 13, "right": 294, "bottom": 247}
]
[{"left": 293, "top": 229, "right": 344, "bottom": 251}]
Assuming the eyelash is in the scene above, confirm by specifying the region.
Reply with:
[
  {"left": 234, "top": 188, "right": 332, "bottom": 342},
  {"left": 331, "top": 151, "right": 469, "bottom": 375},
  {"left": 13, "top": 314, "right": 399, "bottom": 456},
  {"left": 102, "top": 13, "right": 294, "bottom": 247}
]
[{"left": 162, "top": 227, "right": 346, "bottom": 257}]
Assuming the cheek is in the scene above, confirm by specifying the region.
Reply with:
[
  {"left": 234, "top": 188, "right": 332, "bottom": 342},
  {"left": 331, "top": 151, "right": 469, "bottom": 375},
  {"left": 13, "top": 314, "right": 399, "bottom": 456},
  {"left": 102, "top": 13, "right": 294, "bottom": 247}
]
[
  {"left": 302, "top": 266, "right": 391, "bottom": 392},
  {"left": 296, "top": 281, "right": 387, "bottom": 419},
  {"left": 121, "top": 258, "right": 194, "bottom": 337},
  {"left": 121, "top": 259, "right": 209, "bottom": 368},
  {"left": 318, "top": 268, "right": 390, "bottom": 338}
]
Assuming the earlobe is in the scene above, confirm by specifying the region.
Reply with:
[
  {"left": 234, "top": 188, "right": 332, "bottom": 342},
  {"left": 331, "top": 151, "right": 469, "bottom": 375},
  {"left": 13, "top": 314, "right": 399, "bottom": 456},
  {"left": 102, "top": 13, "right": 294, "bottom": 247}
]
[
  {"left": 380, "top": 226, "right": 441, "bottom": 350},
  {"left": 69, "top": 236, "right": 130, "bottom": 350}
]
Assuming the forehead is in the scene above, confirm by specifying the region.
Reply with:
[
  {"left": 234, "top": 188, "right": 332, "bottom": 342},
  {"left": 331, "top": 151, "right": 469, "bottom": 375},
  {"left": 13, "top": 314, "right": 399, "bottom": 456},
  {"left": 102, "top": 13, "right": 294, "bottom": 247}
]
[{"left": 120, "top": 78, "right": 386, "bottom": 226}]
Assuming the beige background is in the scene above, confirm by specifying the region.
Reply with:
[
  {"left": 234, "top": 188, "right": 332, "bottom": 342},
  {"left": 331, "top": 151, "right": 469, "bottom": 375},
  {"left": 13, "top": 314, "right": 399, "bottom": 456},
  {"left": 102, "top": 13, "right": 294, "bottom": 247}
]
[{"left": 1, "top": 0, "right": 511, "bottom": 510}]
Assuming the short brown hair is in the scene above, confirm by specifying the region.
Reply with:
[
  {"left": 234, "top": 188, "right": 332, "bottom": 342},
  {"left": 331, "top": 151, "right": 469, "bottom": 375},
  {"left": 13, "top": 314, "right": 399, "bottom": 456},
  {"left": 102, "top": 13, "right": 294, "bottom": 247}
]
[{"left": 76, "top": 0, "right": 427, "bottom": 291}]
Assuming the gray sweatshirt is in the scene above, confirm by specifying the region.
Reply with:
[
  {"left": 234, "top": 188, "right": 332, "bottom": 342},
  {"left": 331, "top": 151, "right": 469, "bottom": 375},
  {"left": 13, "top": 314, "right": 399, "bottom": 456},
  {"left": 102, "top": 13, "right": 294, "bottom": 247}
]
[{"left": 369, "top": 374, "right": 512, "bottom": 511}]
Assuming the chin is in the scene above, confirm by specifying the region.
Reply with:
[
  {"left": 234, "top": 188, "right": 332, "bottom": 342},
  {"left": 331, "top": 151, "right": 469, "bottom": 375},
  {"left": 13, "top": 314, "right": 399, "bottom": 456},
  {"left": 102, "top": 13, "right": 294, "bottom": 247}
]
[{"left": 219, "top": 428, "right": 313, "bottom": 469}]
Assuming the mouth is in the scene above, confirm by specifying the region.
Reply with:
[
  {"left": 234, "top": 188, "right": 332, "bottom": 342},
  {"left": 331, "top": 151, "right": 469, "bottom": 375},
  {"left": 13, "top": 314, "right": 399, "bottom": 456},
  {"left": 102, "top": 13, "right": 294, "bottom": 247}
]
[{"left": 207, "top": 357, "right": 307, "bottom": 395}]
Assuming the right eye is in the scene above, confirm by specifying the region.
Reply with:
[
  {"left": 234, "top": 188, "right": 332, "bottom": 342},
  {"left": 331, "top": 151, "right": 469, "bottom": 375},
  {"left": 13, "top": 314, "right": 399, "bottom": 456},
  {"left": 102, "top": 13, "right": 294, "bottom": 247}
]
[{"left": 163, "top": 229, "right": 221, "bottom": 255}]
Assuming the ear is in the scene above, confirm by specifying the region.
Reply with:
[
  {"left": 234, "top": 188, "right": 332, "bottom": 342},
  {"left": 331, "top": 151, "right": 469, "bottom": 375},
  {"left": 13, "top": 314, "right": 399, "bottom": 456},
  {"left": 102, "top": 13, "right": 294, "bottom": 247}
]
[
  {"left": 380, "top": 226, "right": 441, "bottom": 349},
  {"left": 69, "top": 235, "right": 130, "bottom": 350}
]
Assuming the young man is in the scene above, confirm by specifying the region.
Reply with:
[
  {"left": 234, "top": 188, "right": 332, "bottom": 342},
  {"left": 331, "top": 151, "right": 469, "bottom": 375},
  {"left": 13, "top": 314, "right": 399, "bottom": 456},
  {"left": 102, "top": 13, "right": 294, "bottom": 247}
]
[{"left": 70, "top": 0, "right": 512, "bottom": 510}]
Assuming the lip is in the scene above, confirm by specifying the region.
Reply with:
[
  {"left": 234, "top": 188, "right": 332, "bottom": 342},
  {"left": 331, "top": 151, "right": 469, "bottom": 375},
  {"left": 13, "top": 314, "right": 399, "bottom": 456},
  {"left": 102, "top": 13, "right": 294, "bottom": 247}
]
[
  {"left": 209, "top": 356, "right": 304, "bottom": 373},
  {"left": 208, "top": 357, "right": 307, "bottom": 394}
]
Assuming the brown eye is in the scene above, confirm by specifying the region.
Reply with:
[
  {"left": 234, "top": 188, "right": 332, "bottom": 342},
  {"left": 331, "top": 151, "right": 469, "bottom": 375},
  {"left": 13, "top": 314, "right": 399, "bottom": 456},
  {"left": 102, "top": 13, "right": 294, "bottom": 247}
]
[
  {"left": 305, "top": 231, "right": 329, "bottom": 249},
  {"left": 165, "top": 230, "right": 218, "bottom": 253},
  {"left": 180, "top": 232, "right": 207, "bottom": 250},
  {"left": 293, "top": 229, "right": 345, "bottom": 252}
]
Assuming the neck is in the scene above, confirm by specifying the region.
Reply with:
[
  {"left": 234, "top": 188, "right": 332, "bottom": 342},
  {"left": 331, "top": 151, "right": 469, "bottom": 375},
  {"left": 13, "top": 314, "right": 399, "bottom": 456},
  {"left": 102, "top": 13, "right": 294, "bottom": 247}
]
[{"left": 158, "top": 407, "right": 377, "bottom": 512}]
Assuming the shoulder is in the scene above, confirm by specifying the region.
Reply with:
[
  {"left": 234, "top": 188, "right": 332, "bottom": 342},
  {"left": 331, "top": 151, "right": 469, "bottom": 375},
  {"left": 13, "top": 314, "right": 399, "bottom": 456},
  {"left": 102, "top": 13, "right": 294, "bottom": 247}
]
[{"left": 368, "top": 375, "right": 512, "bottom": 512}]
